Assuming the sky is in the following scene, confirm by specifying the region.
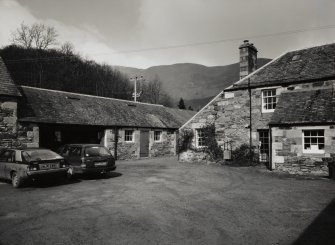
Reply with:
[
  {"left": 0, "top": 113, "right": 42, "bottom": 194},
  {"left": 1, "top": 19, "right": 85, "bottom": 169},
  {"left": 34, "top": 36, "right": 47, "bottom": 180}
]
[{"left": 0, "top": 0, "right": 335, "bottom": 68}]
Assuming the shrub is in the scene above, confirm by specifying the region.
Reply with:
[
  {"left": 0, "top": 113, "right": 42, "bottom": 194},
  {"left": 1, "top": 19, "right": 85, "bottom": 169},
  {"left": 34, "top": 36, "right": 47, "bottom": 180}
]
[
  {"left": 232, "top": 143, "right": 259, "bottom": 166},
  {"left": 177, "top": 130, "right": 194, "bottom": 153},
  {"left": 201, "top": 123, "right": 223, "bottom": 161}
]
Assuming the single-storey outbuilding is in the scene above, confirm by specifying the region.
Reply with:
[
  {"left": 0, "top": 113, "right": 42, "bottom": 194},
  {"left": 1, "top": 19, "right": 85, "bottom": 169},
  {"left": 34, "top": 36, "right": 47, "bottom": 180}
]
[{"left": 0, "top": 57, "right": 195, "bottom": 159}]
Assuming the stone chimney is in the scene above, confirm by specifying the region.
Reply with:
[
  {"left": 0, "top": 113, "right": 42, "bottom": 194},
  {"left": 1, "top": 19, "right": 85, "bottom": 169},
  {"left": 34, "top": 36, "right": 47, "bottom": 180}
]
[{"left": 239, "top": 40, "right": 258, "bottom": 80}]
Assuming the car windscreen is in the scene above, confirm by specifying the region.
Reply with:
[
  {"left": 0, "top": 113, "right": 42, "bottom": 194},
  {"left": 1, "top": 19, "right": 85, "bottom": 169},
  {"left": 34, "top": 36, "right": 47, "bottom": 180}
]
[
  {"left": 84, "top": 146, "right": 111, "bottom": 157},
  {"left": 22, "top": 149, "right": 63, "bottom": 162}
]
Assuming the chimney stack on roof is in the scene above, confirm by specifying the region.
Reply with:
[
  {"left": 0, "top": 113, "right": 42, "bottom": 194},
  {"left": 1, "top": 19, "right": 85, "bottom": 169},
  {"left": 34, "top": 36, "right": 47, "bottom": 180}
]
[{"left": 239, "top": 40, "right": 258, "bottom": 80}]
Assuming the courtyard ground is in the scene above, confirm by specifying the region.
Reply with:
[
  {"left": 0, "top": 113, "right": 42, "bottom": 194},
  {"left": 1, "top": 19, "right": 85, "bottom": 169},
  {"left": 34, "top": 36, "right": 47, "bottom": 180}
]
[{"left": 0, "top": 157, "right": 334, "bottom": 245}]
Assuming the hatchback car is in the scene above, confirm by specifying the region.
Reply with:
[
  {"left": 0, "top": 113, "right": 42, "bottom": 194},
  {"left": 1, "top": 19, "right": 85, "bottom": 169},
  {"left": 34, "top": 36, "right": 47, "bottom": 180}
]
[
  {"left": 0, "top": 148, "right": 68, "bottom": 188},
  {"left": 57, "top": 144, "right": 116, "bottom": 177}
]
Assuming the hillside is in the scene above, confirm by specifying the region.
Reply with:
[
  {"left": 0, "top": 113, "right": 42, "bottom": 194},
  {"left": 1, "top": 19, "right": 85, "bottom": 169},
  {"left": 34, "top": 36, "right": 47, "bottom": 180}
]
[{"left": 115, "top": 58, "right": 271, "bottom": 108}]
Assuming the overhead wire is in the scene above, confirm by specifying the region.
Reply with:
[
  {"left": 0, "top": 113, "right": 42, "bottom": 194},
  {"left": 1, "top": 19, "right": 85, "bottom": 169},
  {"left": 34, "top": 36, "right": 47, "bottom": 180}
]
[{"left": 4, "top": 24, "right": 335, "bottom": 64}]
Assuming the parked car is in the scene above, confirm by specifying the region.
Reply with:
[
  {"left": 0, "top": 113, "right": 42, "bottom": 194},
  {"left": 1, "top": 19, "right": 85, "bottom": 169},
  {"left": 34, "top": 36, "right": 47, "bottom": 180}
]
[
  {"left": 0, "top": 148, "right": 68, "bottom": 188},
  {"left": 57, "top": 144, "right": 116, "bottom": 177}
]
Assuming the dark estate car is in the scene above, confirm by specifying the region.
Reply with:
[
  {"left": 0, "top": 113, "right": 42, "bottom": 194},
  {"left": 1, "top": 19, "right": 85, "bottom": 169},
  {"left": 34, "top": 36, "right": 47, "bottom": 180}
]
[
  {"left": 57, "top": 144, "right": 116, "bottom": 177},
  {"left": 0, "top": 148, "right": 68, "bottom": 188}
]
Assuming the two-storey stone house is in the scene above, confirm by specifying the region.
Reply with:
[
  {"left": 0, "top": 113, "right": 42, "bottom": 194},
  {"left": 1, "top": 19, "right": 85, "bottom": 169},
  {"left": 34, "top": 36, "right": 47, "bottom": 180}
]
[{"left": 179, "top": 41, "right": 335, "bottom": 175}]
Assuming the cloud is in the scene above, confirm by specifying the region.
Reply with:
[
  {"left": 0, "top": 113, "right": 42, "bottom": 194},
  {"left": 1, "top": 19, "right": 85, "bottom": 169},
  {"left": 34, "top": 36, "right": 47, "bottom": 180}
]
[
  {"left": 1, "top": 0, "right": 335, "bottom": 68},
  {"left": 0, "top": 0, "right": 152, "bottom": 68}
]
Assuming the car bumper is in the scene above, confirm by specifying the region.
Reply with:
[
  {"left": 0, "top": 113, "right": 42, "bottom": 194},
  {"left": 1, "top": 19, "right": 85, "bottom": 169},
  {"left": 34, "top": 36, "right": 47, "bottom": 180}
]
[
  {"left": 76, "top": 165, "right": 116, "bottom": 174},
  {"left": 27, "top": 168, "right": 69, "bottom": 176}
]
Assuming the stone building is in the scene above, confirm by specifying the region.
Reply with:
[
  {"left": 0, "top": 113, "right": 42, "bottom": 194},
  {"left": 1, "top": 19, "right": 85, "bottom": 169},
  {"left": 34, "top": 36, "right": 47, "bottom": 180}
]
[
  {"left": 0, "top": 57, "right": 195, "bottom": 160},
  {"left": 179, "top": 42, "right": 335, "bottom": 175}
]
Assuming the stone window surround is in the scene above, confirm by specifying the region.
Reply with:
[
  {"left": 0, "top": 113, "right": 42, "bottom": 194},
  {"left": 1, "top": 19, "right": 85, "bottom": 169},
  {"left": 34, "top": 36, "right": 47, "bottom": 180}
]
[
  {"left": 124, "top": 130, "right": 134, "bottom": 142},
  {"left": 154, "top": 130, "right": 162, "bottom": 142},
  {"left": 261, "top": 88, "right": 277, "bottom": 113},
  {"left": 302, "top": 129, "right": 325, "bottom": 154}
]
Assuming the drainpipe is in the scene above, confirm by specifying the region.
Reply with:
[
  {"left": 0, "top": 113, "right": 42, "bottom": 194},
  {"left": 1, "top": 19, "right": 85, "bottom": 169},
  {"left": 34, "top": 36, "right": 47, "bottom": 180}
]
[
  {"left": 269, "top": 126, "right": 273, "bottom": 171},
  {"left": 248, "top": 78, "right": 252, "bottom": 156},
  {"left": 114, "top": 128, "right": 119, "bottom": 160}
]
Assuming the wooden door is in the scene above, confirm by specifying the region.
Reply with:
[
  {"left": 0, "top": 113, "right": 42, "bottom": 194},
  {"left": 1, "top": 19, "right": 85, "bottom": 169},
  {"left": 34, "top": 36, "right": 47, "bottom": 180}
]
[{"left": 140, "top": 130, "right": 149, "bottom": 157}]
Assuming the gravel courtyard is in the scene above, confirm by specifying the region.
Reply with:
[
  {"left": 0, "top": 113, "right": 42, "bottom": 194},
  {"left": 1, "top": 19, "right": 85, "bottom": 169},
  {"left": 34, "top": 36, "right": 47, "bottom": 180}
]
[{"left": 0, "top": 157, "right": 334, "bottom": 245}]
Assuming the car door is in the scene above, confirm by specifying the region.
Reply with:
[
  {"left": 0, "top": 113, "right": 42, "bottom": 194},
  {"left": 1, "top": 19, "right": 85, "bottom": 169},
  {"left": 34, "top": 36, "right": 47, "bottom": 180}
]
[
  {"left": 0, "top": 150, "right": 15, "bottom": 180},
  {"left": 67, "top": 146, "right": 82, "bottom": 171},
  {"left": 0, "top": 150, "right": 10, "bottom": 179}
]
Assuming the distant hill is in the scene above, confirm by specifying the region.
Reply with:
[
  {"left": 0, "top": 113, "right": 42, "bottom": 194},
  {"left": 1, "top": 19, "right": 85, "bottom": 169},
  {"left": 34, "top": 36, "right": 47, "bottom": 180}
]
[{"left": 115, "top": 58, "right": 271, "bottom": 108}]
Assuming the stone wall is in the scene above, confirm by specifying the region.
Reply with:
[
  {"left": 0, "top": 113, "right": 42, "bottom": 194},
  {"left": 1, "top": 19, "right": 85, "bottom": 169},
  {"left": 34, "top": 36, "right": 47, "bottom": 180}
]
[
  {"left": 179, "top": 79, "right": 335, "bottom": 164},
  {"left": 271, "top": 125, "right": 335, "bottom": 175},
  {"left": 0, "top": 96, "right": 39, "bottom": 149},
  {"left": 149, "top": 130, "right": 176, "bottom": 157},
  {"left": 103, "top": 128, "right": 177, "bottom": 160},
  {"left": 0, "top": 96, "right": 17, "bottom": 148}
]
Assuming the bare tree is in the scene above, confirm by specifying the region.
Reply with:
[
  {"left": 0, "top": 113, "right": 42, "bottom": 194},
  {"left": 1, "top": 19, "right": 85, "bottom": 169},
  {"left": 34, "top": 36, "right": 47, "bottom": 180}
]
[
  {"left": 60, "top": 41, "right": 75, "bottom": 55},
  {"left": 11, "top": 22, "right": 58, "bottom": 49},
  {"left": 147, "top": 75, "right": 161, "bottom": 104},
  {"left": 11, "top": 22, "right": 34, "bottom": 49}
]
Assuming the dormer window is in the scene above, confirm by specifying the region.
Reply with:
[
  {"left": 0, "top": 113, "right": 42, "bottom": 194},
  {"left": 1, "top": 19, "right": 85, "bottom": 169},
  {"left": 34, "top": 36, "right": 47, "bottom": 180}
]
[{"left": 262, "top": 89, "right": 277, "bottom": 113}]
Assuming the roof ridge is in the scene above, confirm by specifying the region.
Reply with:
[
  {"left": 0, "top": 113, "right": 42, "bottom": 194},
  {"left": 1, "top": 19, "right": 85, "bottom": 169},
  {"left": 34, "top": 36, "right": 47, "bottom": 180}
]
[
  {"left": 20, "top": 85, "right": 164, "bottom": 107},
  {"left": 285, "top": 42, "right": 335, "bottom": 54}
]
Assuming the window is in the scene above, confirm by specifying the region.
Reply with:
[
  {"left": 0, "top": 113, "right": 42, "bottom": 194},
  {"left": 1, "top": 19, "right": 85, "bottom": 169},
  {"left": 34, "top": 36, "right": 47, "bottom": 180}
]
[
  {"left": 154, "top": 131, "right": 162, "bottom": 141},
  {"left": 262, "top": 89, "right": 277, "bottom": 112},
  {"left": 303, "top": 130, "right": 325, "bottom": 154},
  {"left": 196, "top": 129, "right": 206, "bottom": 148},
  {"left": 69, "top": 147, "right": 82, "bottom": 157},
  {"left": 84, "top": 146, "right": 111, "bottom": 157},
  {"left": 124, "top": 130, "right": 134, "bottom": 142}
]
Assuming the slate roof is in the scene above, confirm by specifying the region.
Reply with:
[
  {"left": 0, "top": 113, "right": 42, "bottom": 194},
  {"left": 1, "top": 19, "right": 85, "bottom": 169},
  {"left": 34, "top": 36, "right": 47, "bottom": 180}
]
[
  {"left": 0, "top": 56, "right": 21, "bottom": 97},
  {"left": 18, "top": 86, "right": 195, "bottom": 129},
  {"left": 270, "top": 88, "right": 335, "bottom": 125},
  {"left": 228, "top": 43, "right": 335, "bottom": 90}
]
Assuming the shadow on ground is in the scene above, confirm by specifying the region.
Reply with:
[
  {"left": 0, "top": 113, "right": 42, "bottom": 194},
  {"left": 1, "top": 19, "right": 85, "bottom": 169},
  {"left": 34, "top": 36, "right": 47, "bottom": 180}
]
[
  {"left": 0, "top": 171, "right": 123, "bottom": 189},
  {"left": 78, "top": 171, "right": 123, "bottom": 180},
  {"left": 293, "top": 197, "right": 335, "bottom": 245}
]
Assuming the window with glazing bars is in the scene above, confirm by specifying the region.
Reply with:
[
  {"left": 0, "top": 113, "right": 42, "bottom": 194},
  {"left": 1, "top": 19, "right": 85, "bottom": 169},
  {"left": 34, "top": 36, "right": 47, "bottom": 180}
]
[
  {"left": 262, "top": 89, "right": 277, "bottom": 112},
  {"left": 124, "top": 130, "right": 134, "bottom": 142},
  {"left": 303, "top": 130, "right": 324, "bottom": 152},
  {"left": 154, "top": 131, "right": 162, "bottom": 141},
  {"left": 196, "top": 129, "right": 205, "bottom": 147}
]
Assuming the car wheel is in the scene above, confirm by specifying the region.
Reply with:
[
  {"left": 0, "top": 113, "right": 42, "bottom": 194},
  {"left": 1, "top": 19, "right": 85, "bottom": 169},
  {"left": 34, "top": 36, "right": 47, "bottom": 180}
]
[
  {"left": 12, "top": 172, "right": 23, "bottom": 188},
  {"left": 67, "top": 167, "right": 74, "bottom": 179}
]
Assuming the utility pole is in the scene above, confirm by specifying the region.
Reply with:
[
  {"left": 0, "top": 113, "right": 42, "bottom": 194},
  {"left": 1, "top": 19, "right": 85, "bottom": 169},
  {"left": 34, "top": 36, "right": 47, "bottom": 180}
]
[{"left": 130, "top": 76, "right": 145, "bottom": 102}]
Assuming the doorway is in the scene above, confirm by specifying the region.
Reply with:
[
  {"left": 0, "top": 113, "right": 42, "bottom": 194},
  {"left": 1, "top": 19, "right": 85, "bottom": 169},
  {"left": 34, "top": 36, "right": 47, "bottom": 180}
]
[
  {"left": 259, "top": 130, "right": 270, "bottom": 164},
  {"left": 140, "top": 130, "right": 149, "bottom": 157}
]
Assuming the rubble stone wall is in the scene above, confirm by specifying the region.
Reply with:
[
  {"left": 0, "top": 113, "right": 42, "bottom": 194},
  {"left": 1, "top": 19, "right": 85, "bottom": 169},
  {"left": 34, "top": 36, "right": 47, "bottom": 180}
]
[
  {"left": 0, "top": 97, "right": 39, "bottom": 149},
  {"left": 103, "top": 128, "right": 177, "bottom": 160},
  {"left": 272, "top": 125, "right": 335, "bottom": 175}
]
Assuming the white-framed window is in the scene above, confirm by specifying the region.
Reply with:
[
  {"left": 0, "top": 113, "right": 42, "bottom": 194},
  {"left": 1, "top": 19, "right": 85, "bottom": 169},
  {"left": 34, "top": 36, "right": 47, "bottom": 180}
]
[
  {"left": 262, "top": 89, "right": 277, "bottom": 113},
  {"left": 154, "top": 131, "right": 162, "bottom": 142},
  {"left": 124, "top": 130, "right": 134, "bottom": 142},
  {"left": 196, "top": 129, "right": 206, "bottom": 148},
  {"left": 302, "top": 130, "right": 325, "bottom": 154}
]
